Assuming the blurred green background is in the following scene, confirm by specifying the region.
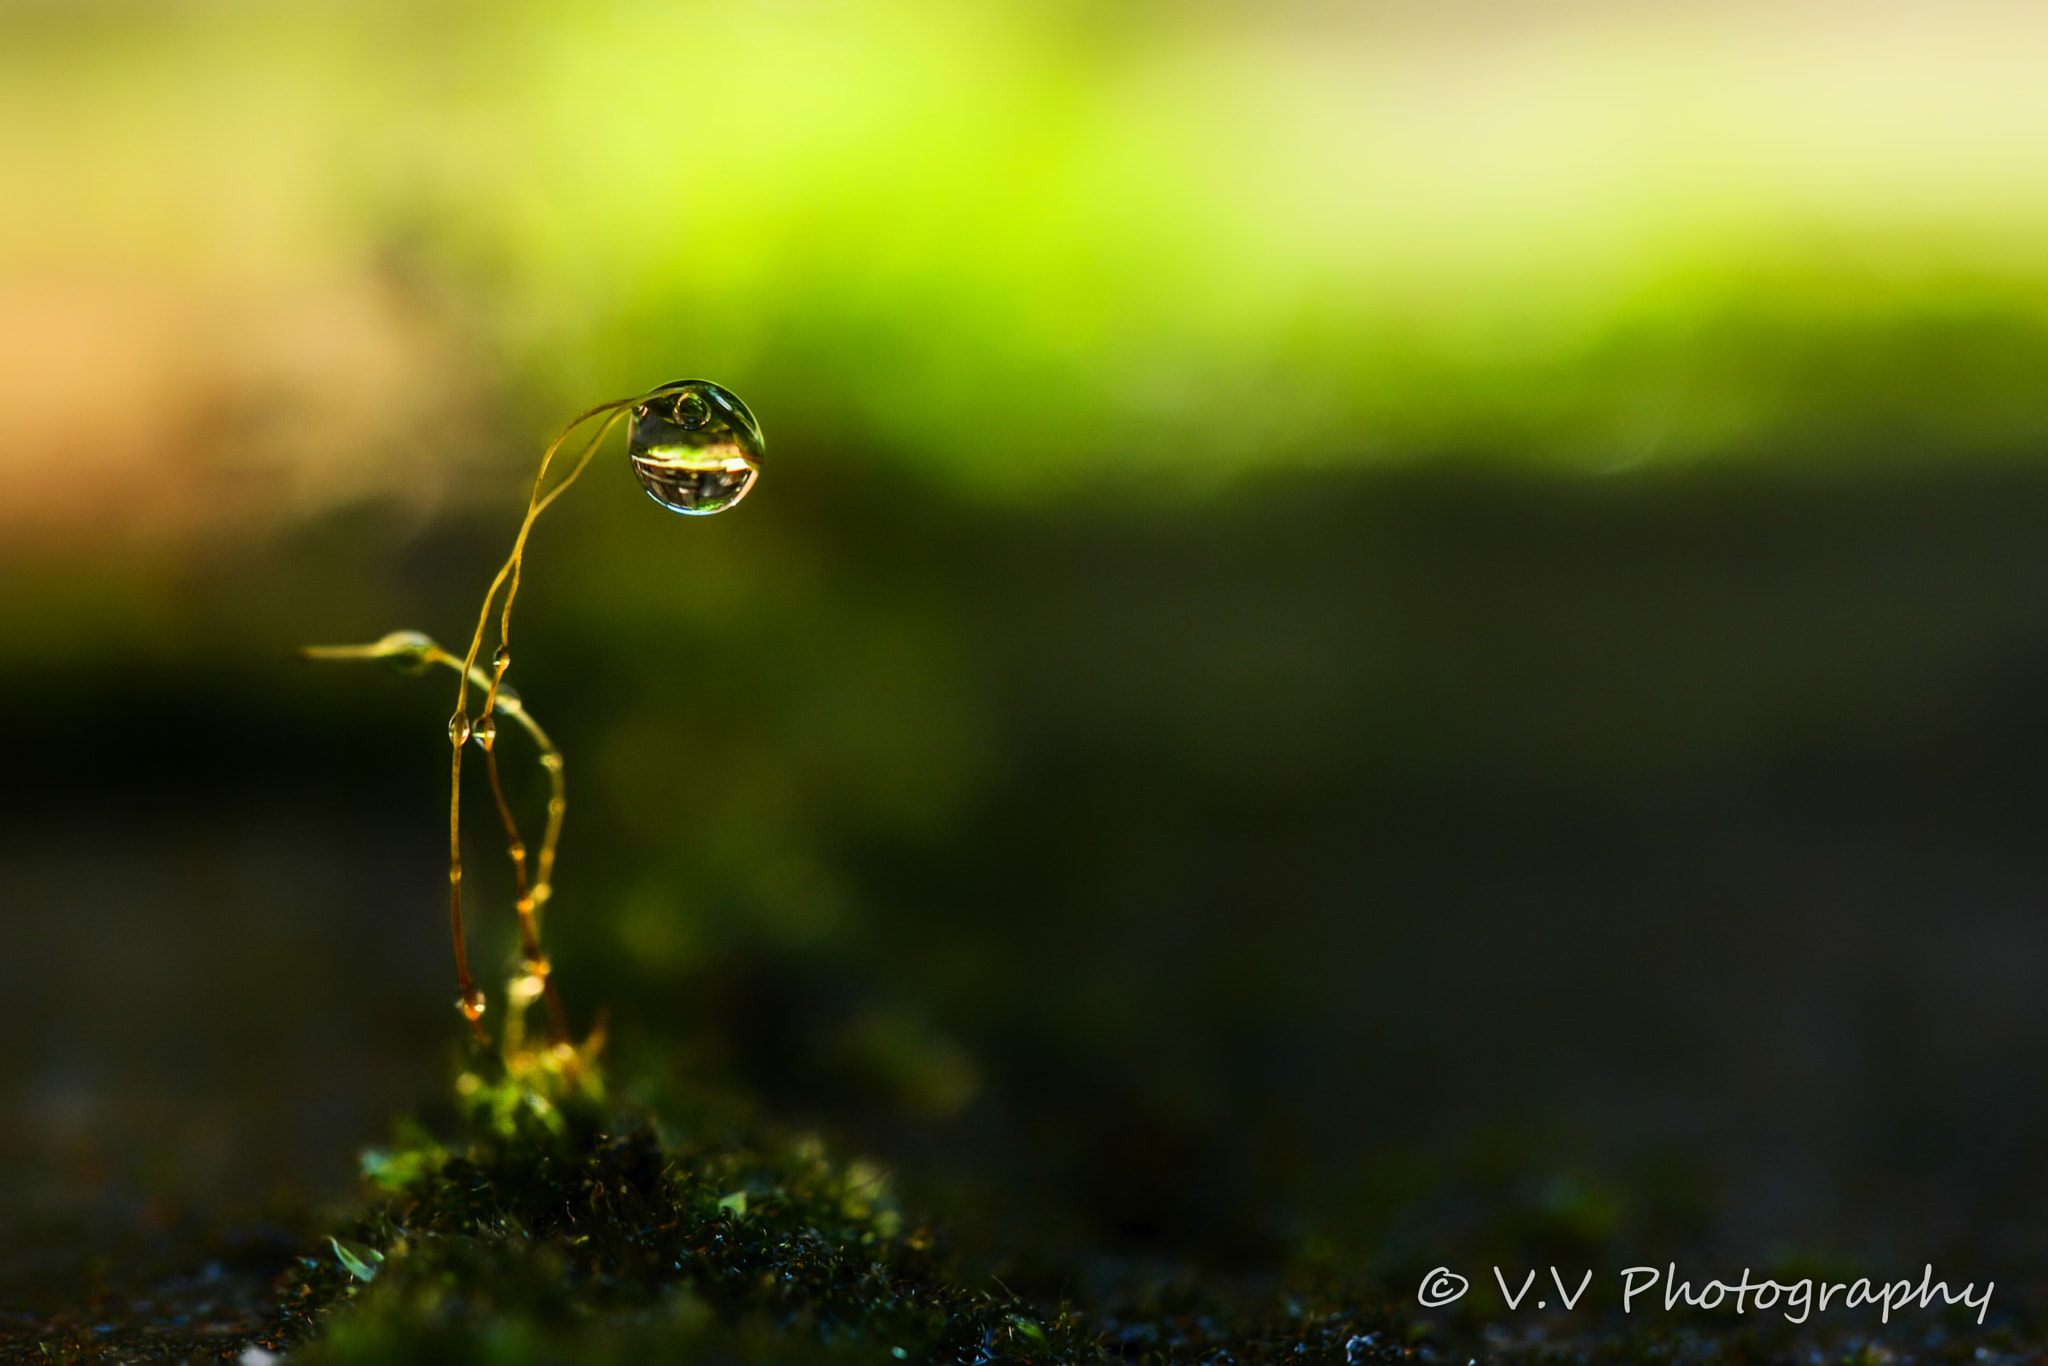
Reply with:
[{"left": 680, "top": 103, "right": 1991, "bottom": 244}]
[{"left": 12, "top": 0, "right": 2048, "bottom": 1297}]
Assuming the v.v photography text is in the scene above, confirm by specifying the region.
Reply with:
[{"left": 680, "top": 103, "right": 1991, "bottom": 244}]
[{"left": 1414, "top": 1264, "right": 1994, "bottom": 1324}]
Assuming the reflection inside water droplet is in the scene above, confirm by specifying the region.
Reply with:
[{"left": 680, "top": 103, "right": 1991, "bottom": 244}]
[
  {"left": 493, "top": 644, "right": 512, "bottom": 671},
  {"left": 456, "top": 986, "right": 487, "bottom": 1020},
  {"left": 627, "top": 379, "right": 763, "bottom": 515},
  {"left": 472, "top": 714, "right": 497, "bottom": 749},
  {"left": 448, "top": 713, "right": 472, "bottom": 746}
]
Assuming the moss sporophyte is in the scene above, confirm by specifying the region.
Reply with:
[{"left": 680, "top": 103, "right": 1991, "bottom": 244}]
[{"left": 303, "top": 380, "right": 763, "bottom": 1056}]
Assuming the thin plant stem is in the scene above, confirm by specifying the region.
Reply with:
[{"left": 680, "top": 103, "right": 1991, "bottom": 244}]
[
  {"left": 439, "top": 397, "right": 637, "bottom": 1040},
  {"left": 482, "top": 736, "right": 569, "bottom": 1044},
  {"left": 302, "top": 631, "right": 575, "bottom": 1043}
]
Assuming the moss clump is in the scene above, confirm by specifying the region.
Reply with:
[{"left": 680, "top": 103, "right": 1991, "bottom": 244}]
[{"left": 270, "top": 1043, "right": 1102, "bottom": 1366}]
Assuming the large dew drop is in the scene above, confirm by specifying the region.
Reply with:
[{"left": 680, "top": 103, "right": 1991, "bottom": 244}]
[{"left": 626, "top": 379, "right": 763, "bottom": 515}]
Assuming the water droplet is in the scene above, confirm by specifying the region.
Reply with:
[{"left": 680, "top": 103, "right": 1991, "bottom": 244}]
[
  {"left": 448, "top": 712, "right": 472, "bottom": 745},
  {"left": 627, "top": 379, "right": 763, "bottom": 515},
  {"left": 492, "top": 681, "right": 522, "bottom": 708},
  {"left": 456, "top": 985, "right": 487, "bottom": 1020},
  {"left": 472, "top": 714, "right": 497, "bottom": 749},
  {"left": 493, "top": 643, "right": 512, "bottom": 671},
  {"left": 539, "top": 752, "right": 563, "bottom": 772},
  {"left": 375, "top": 630, "right": 435, "bottom": 675}
]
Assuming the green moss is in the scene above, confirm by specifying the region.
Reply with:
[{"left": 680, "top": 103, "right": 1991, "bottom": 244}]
[{"left": 273, "top": 1050, "right": 1101, "bottom": 1366}]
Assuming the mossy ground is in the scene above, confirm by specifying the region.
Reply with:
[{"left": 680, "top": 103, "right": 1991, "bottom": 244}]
[
  {"left": 206, "top": 1035, "right": 1421, "bottom": 1366},
  {"left": 7, "top": 1044, "right": 2035, "bottom": 1366},
  {"left": 263, "top": 1039, "right": 1105, "bottom": 1366}
]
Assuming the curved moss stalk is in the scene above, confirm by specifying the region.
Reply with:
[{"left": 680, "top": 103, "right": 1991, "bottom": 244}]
[{"left": 300, "top": 630, "right": 576, "bottom": 1050}]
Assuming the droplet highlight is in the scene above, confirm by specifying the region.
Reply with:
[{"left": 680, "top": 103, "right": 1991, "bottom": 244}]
[
  {"left": 472, "top": 714, "right": 497, "bottom": 750},
  {"left": 457, "top": 985, "right": 487, "bottom": 1020},
  {"left": 448, "top": 712, "right": 472, "bottom": 746},
  {"left": 627, "top": 379, "right": 763, "bottom": 516}
]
